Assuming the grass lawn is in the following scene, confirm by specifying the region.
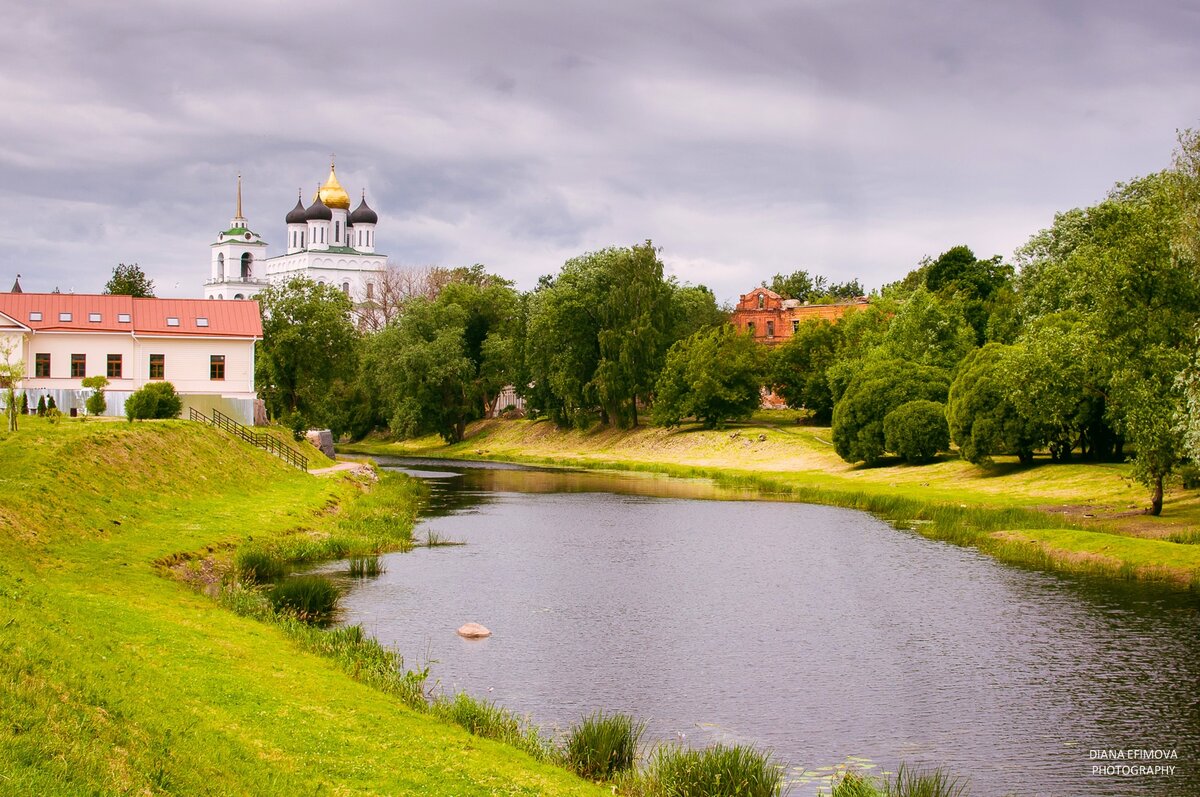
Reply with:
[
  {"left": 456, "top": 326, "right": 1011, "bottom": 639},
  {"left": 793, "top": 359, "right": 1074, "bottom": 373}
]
[
  {"left": 345, "top": 418, "right": 1200, "bottom": 589},
  {"left": 0, "top": 417, "right": 605, "bottom": 796}
]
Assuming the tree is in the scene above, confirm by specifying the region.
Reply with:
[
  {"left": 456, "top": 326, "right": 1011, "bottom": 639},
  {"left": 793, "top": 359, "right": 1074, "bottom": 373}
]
[
  {"left": 82, "top": 375, "right": 109, "bottom": 417},
  {"left": 877, "top": 287, "right": 976, "bottom": 370},
  {"left": 125, "top": 382, "right": 182, "bottom": 421},
  {"left": 36, "top": 395, "right": 46, "bottom": 416},
  {"left": 946, "top": 343, "right": 1039, "bottom": 465},
  {"left": 104, "top": 263, "right": 155, "bottom": 297},
  {"left": 770, "top": 319, "right": 841, "bottom": 423},
  {"left": 832, "top": 359, "right": 951, "bottom": 465},
  {"left": 883, "top": 400, "right": 950, "bottom": 464},
  {"left": 255, "top": 277, "right": 358, "bottom": 430},
  {"left": 667, "top": 284, "right": 728, "bottom": 342},
  {"left": 364, "top": 299, "right": 475, "bottom": 442},
  {"left": 652, "top": 325, "right": 766, "bottom": 428},
  {"left": 0, "top": 339, "right": 23, "bottom": 431},
  {"left": 1113, "top": 347, "right": 1187, "bottom": 516},
  {"left": 19, "top": 391, "right": 28, "bottom": 416}
]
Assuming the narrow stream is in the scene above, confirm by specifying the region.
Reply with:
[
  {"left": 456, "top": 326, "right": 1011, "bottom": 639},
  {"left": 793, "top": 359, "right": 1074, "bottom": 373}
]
[{"left": 319, "top": 457, "right": 1200, "bottom": 796}]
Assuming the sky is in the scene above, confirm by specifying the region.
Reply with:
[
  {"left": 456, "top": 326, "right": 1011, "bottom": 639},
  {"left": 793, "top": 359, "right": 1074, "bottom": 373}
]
[{"left": 3, "top": 0, "right": 1199, "bottom": 305}]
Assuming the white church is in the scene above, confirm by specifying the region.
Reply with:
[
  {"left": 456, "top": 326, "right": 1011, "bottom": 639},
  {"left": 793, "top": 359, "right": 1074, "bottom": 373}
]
[{"left": 203, "top": 163, "right": 386, "bottom": 303}]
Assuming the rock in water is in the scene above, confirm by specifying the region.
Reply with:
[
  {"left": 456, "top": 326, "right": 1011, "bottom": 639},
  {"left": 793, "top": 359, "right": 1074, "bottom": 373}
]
[{"left": 457, "top": 622, "right": 491, "bottom": 639}]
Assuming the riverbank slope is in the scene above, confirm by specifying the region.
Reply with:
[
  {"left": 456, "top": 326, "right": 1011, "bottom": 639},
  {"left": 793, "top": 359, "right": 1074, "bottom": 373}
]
[
  {"left": 345, "top": 416, "right": 1200, "bottom": 588},
  {"left": 0, "top": 418, "right": 603, "bottom": 795}
]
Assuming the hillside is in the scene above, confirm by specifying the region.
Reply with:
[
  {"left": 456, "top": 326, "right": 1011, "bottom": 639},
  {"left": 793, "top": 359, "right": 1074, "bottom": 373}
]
[{"left": 0, "top": 418, "right": 603, "bottom": 795}]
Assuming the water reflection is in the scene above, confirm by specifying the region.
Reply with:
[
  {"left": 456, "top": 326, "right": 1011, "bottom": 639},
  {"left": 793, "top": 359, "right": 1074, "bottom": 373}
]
[{"left": 330, "top": 457, "right": 1200, "bottom": 797}]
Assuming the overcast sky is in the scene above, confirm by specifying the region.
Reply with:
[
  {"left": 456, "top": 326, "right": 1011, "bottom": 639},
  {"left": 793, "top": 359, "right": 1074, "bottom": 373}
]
[{"left": 3, "top": 0, "right": 1198, "bottom": 303}]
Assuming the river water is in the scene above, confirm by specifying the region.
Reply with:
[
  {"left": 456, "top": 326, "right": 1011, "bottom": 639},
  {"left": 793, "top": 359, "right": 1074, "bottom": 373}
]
[{"left": 323, "top": 457, "right": 1200, "bottom": 796}]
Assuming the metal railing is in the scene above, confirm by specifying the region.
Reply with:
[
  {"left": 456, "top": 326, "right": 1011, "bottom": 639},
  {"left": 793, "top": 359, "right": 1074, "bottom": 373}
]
[{"left": 189, "top": 407, "right": 308, "bottom": 471}]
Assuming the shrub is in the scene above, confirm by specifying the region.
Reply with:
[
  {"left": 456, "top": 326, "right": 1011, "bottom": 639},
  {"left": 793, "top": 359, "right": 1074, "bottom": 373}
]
[
  {"left": 268, "top": 576, "right": 339, "bottom": 623},
  {"left": 563, "top": 711, "right": 644, "bottom": 781},
  {"left": 640, "top": 743, "right": 784, "bottom": 797},
  {"left": 236, "top": 548, "right": 285, "bottom": 584},
  {"left": 883, "top": 400, "right": 950, "bottom": 464},
  {"left": 832, "top": 359, "right": 951, "bottom": 465},
  {"left": 47, "top": 395, "right": 56, "bottom": 411},
  {"left": 36, "top": 395, "right": 46, "bottom": 416},
  {"left": 125, "top": 382, "right": 183, "bottom": 421},
  {"left": 19, "top": 392, "right": 28, "bottom": 415},
  {"left": 46, "top": 408, "right": 62, "bottom": 424}
]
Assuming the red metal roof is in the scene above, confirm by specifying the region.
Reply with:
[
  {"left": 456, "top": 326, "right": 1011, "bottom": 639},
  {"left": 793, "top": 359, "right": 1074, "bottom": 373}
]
[{"left": 0, "top": 293, "right": 262, "bottom": 338}]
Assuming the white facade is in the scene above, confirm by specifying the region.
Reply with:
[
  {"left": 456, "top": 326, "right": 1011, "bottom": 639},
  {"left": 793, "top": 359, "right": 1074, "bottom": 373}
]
[{"left": 203, "top": 164, "right": 385, "bottom": 305}]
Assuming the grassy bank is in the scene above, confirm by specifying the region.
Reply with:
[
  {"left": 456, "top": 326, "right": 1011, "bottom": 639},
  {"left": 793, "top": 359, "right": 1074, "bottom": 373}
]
[
  {"left": 0, "top": 417, "right": 605, "bottom": 795},
  {"left": 344, "top": 416, "right": 1200, "bottom": 589}
]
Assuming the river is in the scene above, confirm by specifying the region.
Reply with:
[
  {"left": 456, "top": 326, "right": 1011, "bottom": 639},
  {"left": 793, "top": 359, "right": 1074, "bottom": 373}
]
[{"left": 319, "top": 457, "right": 1200, "bottom": 796}]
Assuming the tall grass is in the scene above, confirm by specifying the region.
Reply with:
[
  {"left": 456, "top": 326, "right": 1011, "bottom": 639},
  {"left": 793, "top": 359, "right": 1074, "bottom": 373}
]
[
  {"left": 348, "top": 554, "right": 385, "bottom": 577},
  {"left": 269, "top": 575, "right": 340, "bottom": 623},
  {"left": 235, "top": 548, "right": 284, "bottom": 584},
  {"left": 562, "top": 711, "right": 644, "bottom": 781},
  {"left": 637, "top": 743, "right": 784, "bottom": 797},
  {"left": 830, "top": 765, "right": 969, "bottom": 797},
  {"left": 432, "top": 693, "right": 552, "bottom": 760},
  {"left": 425, "top": 530, "right": 465, "bottom": 547}
]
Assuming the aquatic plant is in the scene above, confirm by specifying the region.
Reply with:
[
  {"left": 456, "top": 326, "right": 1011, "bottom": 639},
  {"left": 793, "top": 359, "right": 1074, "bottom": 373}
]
[
  {"left": 831, "top": 771, "right": 882, "bottom": 797},
  {"left": 235, "top": 548, "right": 285, "bottom": 584},
  {"left": 425, "top": 530, "right": 465, "bottom": 547},
  {"left": 348, "top": 554, "right": 385, "bottom": 577},
  {"left": 638, "top": 742, "right": 784, "bottom": 797},
  {"left": 884, "top": 764, "right": 969, "bottom": 797},
  {"left": 268, "top": 575, "right": 340, "bottom": 623},
  {"left": 562, "top": 711, "right": 644, "bottom": 781}
]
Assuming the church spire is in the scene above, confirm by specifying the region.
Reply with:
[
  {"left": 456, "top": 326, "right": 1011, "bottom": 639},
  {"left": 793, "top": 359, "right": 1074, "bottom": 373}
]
[
  {"left": 231, "top": 173, "right": 248, "bottom": 229},
  {"left": 236, "top": 173, "right": 243, "bottom": 220}
]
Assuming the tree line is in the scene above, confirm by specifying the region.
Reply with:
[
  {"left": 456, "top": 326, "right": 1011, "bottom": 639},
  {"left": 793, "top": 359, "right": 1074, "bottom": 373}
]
[{"left": 256, "top": 129, "right": 1200, "bottom": 515}]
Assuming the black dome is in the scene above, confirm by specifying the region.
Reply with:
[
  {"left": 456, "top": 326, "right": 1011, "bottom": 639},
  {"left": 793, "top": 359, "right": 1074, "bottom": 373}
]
[
  {"left": 285, "top": 195, "right": 307, "bottom": 224},
  {"left": 305, "top": 194, "right": 331, "bottom": 221},
  {"left": 349, "top": 195, "right": 378, "bottom": 225}
]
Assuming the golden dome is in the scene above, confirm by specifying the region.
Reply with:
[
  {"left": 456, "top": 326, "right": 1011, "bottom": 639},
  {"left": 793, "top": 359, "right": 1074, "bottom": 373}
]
[{"left": 314, "top": 162, "right": 351, "bottom": 210}]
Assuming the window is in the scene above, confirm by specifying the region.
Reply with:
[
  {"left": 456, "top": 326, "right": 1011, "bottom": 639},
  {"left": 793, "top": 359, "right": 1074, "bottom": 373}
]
[
  {"left": 217, "top": 252, "right": 225, "bottom": 281},
  {"left": 107, "top": 354, "right": 122, "bottom": 379},
  {"left": 35, "top": 353, "right": 49, "bottom": 378},
  {"left": 335, "top": 220, "right": 340, "bottom": 242},
  {"left": 240, "top": 252, "right": 253, "bottom": 281},
  {"left": 196, "top": 317, "right": 209, "bottom": 327},
  {"left": 366, "top": 282, "right": 374, "bottom": 300},
  {"left": 59, "top": 312, "right": 72, "bottom": 322},
  {"left": 792, "top": 320, "right": 800, "bottom": 333},
  {"left": 766, "top": 320, "right": 775, "bottom": 338},
  {"left": 149, "top": 354, "right": 164, "bottom": 380},
  {"left": 747, "top": 322, "right": 756, "bottom": 335},
  {"left": 29, "top": 311, "right": 42, "bottom": 321},
  {"left": 70, "top": 354, "right": 86, "bottom": 378},
  {"left": 166, "top": 317, "right": 180, "bottom": 327},
  {"left": 210, "top": 354, "right": 225, "bottom": 381},
  {"left": 118, "top": 313, "right": 131, "bottom": 323},
  {"left": 342, "top": 281, "right": 350, "bottom": 295},
  {"left": 89, "top": 312, "right": 101, "bottom": 323},
  {"left": 233, "top": 293, "right": 244, "bottom": 300},
  {"left": 757, "top": 293, "right": 765, "bottom": 309}
]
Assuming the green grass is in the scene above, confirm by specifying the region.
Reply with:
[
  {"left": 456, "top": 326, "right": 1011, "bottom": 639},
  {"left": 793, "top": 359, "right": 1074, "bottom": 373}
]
[
  {"left": 345, "top": 418, "right": 1200, "bottom": 589},
  {"left": 634, "top": 743, "right": 784, "bottom": 797},
  {"left": 235, "top": 547, "right": 285, "bottom": 583},
  {"left": 348, "top": 553, "right": 386, "bottom": 577},
  {"left": 432, "top": 692, "right": 552, "bottom": 761},
  {"left": 563, "top": 711, "right": 645, "bottom": 781},
  {"left": 268, "top": 575, "right": 340, "bottom": 622},
  {"left": 829, "top": 765, "right": 969, "bottom": 797},
  {"left": 0, "top": 417, "right": 606, "bottom": 796}
]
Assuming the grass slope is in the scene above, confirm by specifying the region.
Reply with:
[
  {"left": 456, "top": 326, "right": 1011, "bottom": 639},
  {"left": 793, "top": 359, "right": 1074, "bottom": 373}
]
[
  {"left": 346, "top": 416, "right": 1200, "bottom": 589},
  {"left": 0, "top": 417, "right": 604, "bottom": 796}
]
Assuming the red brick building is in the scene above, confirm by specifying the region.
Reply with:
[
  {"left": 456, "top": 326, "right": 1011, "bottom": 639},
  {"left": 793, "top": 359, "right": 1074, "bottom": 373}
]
[{"left": 731, "top": 287, "right": 869, "bottom": 345}]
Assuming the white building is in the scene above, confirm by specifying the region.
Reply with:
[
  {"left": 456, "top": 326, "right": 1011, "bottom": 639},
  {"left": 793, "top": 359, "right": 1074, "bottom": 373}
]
[
  {"left": 203, "top": 163, "right": 385, "bottom": 304},
  {"left": 0, "top": 292, "right": 263, "bottom": 424}
]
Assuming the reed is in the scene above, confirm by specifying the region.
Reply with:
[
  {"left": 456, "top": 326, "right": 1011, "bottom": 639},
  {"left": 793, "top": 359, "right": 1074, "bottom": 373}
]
[
  {"left": 562, "top": 711, "right": 644, "bottom": 781},
  {"left": 235, "top": 548, "right": 284, "bottom": 584},
  {"left": 637, "top": 743, "right": 784, "bottom": 797},
  {"left": 348, "top": 554, "right": 385, "bottom": 577},
  {"left": 268, "top": 575, "right": 340, "bottom": 623}
]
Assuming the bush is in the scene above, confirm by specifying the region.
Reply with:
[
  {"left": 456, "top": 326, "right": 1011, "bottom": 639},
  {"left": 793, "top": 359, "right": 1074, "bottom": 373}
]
[
  {"left": 268, "top": 576, "right": 340, "bottom": 623},
  {"left": 832, "top": 359, "right": 951, "bottom": 465},
  {"left": 640, "top": 743, "right": 784, "bottom": 797},
  {"left": 36, "top": 395, "right": 46, "bottom": 416},
  {"left": 883, "top": 400, "right": 950, "bottom": 464},
  {"left": 125, "top": 382, "right": 183, "bottom": 421},
  {"left": 47, "top": 395, "right": 56, "bottom": 411},
  {"left": 563, "top": 711, "right": 644, "bottom": 781},
  {"left": 19, "top": 392, "right": 28, "bottom": 415},
  {"left": 236, "top": 549, "right": 285, "bottom": 584},
  {"left": 82, "top": 375, "right": 109, "bottom": 416},
  {"left": 46, "top": 408, "right": 62, "bottom": 424}
]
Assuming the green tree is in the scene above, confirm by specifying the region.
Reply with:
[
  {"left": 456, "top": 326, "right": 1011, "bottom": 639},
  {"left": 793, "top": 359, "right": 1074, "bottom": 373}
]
[
  {"left": 255, "top": 277, "right": 358, "bottom": 430},
  {"left": 877, "top": 287, "right": 976, "bottom": 370},
  {"left": 832, "top": 359, "right": 951, "bottom": 465},
  {"left": 883, "top": 400, "right": 950, "bottom": 464},
  {"left": 82, "top": 375, "right": 109, "bottom": 417},
  {"left": 0, "top": 339, "right": 23, "bottom": 431},
  {"left": 769, "top": 319, "right": 841, "bottom": 423},
  {"left": 1112, "top": 347, "right": 1187, "bottom": 516},
  {"left": 668, "top": 284, "right": 728, "bottom": 342},
  {"left": 946, "top": 343, "right": 1039, "bottom": 465},
  {"left": 652, "top": 325, "right": 766, "bottom": 428},
  {"left": 36, "top": 395, "right": 46, "bottom": 416},
  {"left": 364, "top": 300, "right": 475, "bottom": 442},
  {"left": 104, "top": 263, "right": 156, "bottom": 297},
  {"left": 125, "top": 382, "right": 182, "bottom": 421}
]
